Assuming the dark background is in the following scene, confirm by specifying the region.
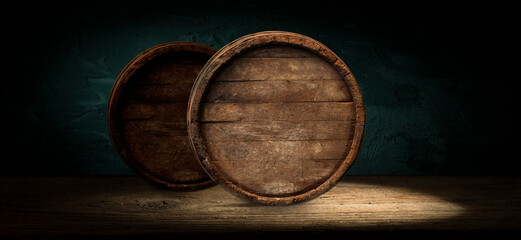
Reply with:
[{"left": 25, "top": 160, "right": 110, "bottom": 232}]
[{"left": 1, "top": 0, "right": 519, "bottom": 176}]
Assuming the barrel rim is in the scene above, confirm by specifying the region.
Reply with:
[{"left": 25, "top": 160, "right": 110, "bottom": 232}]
[
  {"left": 188, "top": 31, "right": 366, "bottom": 204},
  {"left": 107, "top": 42, "right": 217, "bottom": 191}
]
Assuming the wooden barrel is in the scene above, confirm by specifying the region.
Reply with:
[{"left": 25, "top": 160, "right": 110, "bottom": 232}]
[
  {"left": 188, "top": 31, "right": 365, "bottom": 204},
  {"left": 108, "top": 42, "right": 217, "bottom": 190}
]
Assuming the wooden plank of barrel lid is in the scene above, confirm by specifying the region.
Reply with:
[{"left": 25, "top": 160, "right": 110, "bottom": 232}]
[
  {"left": 108, "top": 42, "right": 217, "bottom": 190},
  {"left": 188, "top": 31, "right": 366, "bottom": 204}
]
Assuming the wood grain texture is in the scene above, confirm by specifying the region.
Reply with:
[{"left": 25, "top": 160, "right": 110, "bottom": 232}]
[
  {"left": 201, "top": 102, "right": 355, "bottom": 122},
  {"left": 204, "top": 80, "right": 352, "bottom": 102},
  {"left": 214, "top": 57, "right": 342, "bottom": 81},
  {"left": 133, "top": 63, "right": 204, "bottom": 84},
  {"left": 108, "top": 42, "right": 217, "bottom": 190},
  {"left": 125, "top": 84, "right": 193, "bottom": 103},
  {"left": 201, "top": 121, "right": 354, "bottom": 141},
  {"left": 188, "top": 31, "right": 366, "bottom": 204},
  {"left": 122, "top": 120, "right": 187, "bottom": 136},
  {"left": 1, "top": 176, "right": 520, "bottom": 237},
  {"left": 121, "top": 103, "right": 187, "bottom": 120},
  {"left": 237, "top": 45, "right": 317, "bottom": 58},
  {"left": 205, "top": 139, "right": 351, "bottom": 161}
]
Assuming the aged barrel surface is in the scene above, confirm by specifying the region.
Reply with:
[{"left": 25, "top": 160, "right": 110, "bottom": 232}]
[
  {"left": 188, "top": 31, "right": 365, "bottom": 204},
  {"left": 108, "top": 42, "right": 216, "bottom": 190}
]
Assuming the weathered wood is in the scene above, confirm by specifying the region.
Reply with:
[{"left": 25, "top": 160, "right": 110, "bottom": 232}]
[
  {"left": 124, "top": 135, "right": 192, "bottom": 154},
  {"left": 126, "top": 152, "right": 208, "bottom": 183},
  {"left": 238, "top": 45, "right": 316, "bottom": 58},
  {"left": 1, "top": 176, "right": 520, "bottom": 236},
  {"left": 108, "top": 42, "right": 217, "bottom": 190},
  {"left": 201, "top": 121, "right": 353, "bottom": 141},
  {"left": 125, "top": 83, "right": 193, "bottom": 103},
  {"left": 121, "top": 133, "right": 209, "bottom": 183},
  {"left": 121, "top": 103, "right": 187, "bottom": 120},
  {"left": 214, "top": 57, "right": 342, "bottom": 81},
  {"left": 216, "top": 159, "right": 342, "bottom": 196},
  {"left": 201, "top": 102, "right": 355, "bottom": 121},
  {"left": 122, "top": 120, "right": 187, "bottom": 136},
  {"left": 204, "top": 80, "right": 352, "bottom": 103},
  {"left": 133, "top": 63, "right": 204, "bottom": 84},
  {"left": 205, "top": 139, "right": 351, "bottom": 161},
  {"left": 188, "top": 31, "right": 366, "bottom": 204}
]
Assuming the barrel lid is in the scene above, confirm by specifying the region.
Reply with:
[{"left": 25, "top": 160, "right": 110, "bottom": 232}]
[
  {"left": 108, "top": 42, "right": 217, "bottom": 190},
  {"left": 188, "top": 32, "right": 365, "bottom": 204}
]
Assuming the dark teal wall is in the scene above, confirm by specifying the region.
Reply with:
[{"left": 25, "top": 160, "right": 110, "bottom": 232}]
[{"left": 2, "top": 1, "right": 519, "bottom": 175}]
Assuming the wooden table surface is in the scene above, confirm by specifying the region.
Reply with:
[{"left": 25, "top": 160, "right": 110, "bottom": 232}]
[{"left": 1, "top": 176, "right": 520, "bottom": 238}]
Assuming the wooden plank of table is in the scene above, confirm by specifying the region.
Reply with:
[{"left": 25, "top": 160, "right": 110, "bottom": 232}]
[{"left": 1, "top": 176, "right": 520, "bottom": 236}]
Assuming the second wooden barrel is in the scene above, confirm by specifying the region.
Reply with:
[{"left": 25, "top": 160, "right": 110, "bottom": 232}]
[
  {"left": 108, "top": 42, "right": 216, "bottom": 190},
  {"left": 188, "top": 31, "right": 366, "bottom": 204}
]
